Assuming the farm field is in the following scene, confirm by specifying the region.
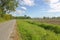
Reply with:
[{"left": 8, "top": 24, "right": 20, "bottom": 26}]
[
  {"left": 32, "top": 19, "right": 60, "bottom": 25},
  {"left": 17, "top": 19, "right": 60, "bottom": 40}
]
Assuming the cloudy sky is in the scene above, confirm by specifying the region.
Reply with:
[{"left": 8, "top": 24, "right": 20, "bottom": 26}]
[{"left": 12, "top": 0, "right": 60, "bottom": 18}]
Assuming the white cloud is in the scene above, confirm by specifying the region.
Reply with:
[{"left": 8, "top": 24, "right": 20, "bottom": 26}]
[
  {"left": 49, "top": 3, "right": 60, "bottom": 12},
  {"left": 20, "top": 0, "right": 35, "bottom": 6},
  {"left": 45, "top": 0, "right": 60, "bottom": 12},
  {"left": 21, "top": 7, "right": 27, "bottom": 10},
  {"left": 15, "top": 10, "right": 25, "bottom": 14},
  {"left": 45, "top": 0, "right": 59, "bottom": 4},
  {"left": 47, "top": 9, "right": 60, "bottom": 12},
  {"left": 49, "top": 0, "right": 59, "bottom": 3},
  {"left": 10, "top": 10, "right": 26, "bottom": 16}
]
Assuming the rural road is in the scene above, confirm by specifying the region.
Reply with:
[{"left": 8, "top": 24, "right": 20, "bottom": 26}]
[{"left": 0, "top": 20, "right": 16, "bottom": 40}]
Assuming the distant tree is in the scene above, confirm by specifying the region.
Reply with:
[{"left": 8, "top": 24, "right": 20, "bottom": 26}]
[
  {"left": 56, "top": 17, "right": 60, "bottom": 19},
  {"left": 26, "top": 16, "right": 31, "bottom": 19},
  {"left": 24, "top": 15, "right": 27, "bottom": 19},
  {"left": 52, "top": 17, "right": 56, "bottom": 19},
  {"left": 43, "top": 17, "right": 50, "bottom": 19},
  {"left": 14, "top": 15, "right": 31, "bottom": 19},
  {"left": 43, "top": 17, "right": 46, "bottom": 19}
]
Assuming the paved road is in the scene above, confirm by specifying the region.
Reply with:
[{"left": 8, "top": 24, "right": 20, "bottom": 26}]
[{"left": 0, "top": 20, "right": 16, "bottom": 40}]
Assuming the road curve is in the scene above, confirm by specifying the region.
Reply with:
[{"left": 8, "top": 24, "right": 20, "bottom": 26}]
[{"left": 0, "top": 20, "right": 16, "bottom": 40}]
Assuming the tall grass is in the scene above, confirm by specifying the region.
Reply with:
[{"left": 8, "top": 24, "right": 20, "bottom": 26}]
[
  {"left": 27, "top": 21, "right": 60, "bottom": 34},
  {"left": 0, "top": 18, "right": 6, "bottom": 22},
  {"left": 17, "top": 19, "right": 60, "bottom": 40}
]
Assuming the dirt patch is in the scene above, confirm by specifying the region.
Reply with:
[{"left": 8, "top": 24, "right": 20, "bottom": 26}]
[{"left": 9, "top": 22, "right": 22, "bottom": 40}]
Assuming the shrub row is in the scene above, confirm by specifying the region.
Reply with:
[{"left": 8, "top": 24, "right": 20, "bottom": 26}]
[{"left": 27, "top": 21, "right": 60, "bottom": 34}]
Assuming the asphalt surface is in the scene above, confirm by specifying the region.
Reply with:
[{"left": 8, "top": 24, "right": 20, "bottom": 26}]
[{"left": 0, "top": 20, "right": 16, "bottom": 40}]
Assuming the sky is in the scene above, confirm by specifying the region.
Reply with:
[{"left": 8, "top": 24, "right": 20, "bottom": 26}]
[{"left": 11, "top": 0, "right": 60, "bottom": 18}]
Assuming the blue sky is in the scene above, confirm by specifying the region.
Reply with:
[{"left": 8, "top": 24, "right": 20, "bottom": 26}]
[{"left": 12, "top": 0, "right": 60, "bottom": 18}]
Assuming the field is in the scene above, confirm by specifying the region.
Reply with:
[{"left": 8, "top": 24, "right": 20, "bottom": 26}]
[{"left": 17, "top": 19, "right": 60, "bottom": 40}]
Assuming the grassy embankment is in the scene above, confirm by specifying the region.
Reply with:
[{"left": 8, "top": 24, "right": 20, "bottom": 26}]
[
  {"left": 0, "top": 18, "right": 6, "bottom": 23},
  {"left": 17, "top": 19, "right": 60, "bottom": 40}
]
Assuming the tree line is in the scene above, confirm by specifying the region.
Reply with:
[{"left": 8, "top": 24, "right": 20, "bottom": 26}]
[{"left": 14, "top": 15, "right": 31, "bottom": 19}]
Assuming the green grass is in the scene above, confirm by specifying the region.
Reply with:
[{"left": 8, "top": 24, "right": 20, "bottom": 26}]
[
  {"left": 27, "top": 20, "right": 60, "bottom": 34},
  {"left": 0, "top": 17, "right": 12, "bottom": 23},
  {"left": 17, "top": 19, "right": 60, "bottom": 40},
  {"left": 0, "top": 18, "right": 6, "bottom": 23}
]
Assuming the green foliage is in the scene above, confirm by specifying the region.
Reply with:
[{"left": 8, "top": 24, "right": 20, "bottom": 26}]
[
  {"left": 27, "top": 21, "right": 60, "bottom": 34},
  {"left": 0, "top": 0, "right": 18, "bottom": 17},
  {"left": 3, "top": 14, "right": 13, "bottom": 20},
  {"left": 0, "top": 17, "right": 5, "bottom": 22},
  {"left": 14, "top": 16, "right": 31, "bottom": 19},
  {"left": 17, "top": 19, "right": 60, "bottom": 40},
  {"left": 0, "top": 14, "right": 13, "bottom": 22}
]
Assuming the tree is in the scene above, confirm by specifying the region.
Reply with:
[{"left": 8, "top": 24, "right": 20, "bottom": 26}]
[
  {"left": 0, "top": 0, "right": 18, "bottom": 17},
  {"left": 3, "top": 14, "right": 12, "bottom": 20},
  {"left": 24, "top": 15, "right": 27, "bottom": 19},
  {"left": 43, "top": 16, "right": 46, "bottom": 19},
  {"left": 26, "top": 16, "right": 31, "bottom": 19}
]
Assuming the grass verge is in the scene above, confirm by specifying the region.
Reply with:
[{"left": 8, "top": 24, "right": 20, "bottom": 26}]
[{"left": 17, "top": 19, "right": 60, "bottom": 40}]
